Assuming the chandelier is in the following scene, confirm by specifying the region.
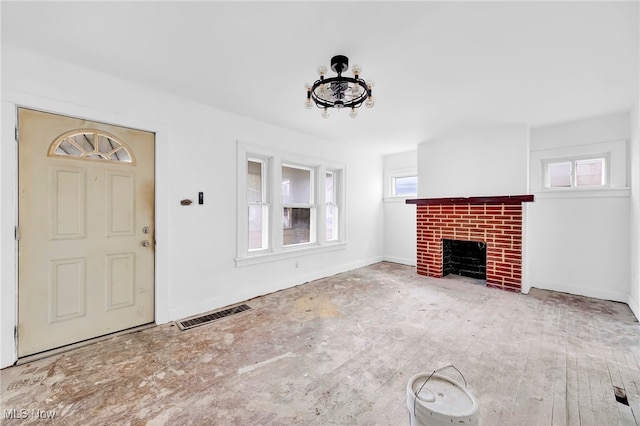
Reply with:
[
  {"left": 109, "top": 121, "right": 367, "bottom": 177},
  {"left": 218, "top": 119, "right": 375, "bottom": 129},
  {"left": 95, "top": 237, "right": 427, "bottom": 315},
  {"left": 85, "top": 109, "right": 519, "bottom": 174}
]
[{"left": 305, "top": 55, "right": 375, "bottom": 119}]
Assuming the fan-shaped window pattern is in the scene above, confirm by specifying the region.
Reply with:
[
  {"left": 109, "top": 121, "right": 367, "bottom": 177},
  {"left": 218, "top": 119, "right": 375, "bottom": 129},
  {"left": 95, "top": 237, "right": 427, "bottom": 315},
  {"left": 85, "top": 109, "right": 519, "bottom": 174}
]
[{"left": 49, "top": 130, "right": 134, "bottom": 164}]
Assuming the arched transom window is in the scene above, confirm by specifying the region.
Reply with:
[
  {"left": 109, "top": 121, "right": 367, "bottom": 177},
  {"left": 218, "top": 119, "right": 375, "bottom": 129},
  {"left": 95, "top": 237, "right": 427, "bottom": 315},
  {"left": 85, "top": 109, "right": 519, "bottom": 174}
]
[{"left": 49, "top": 129, "right": 134, "bottom": 164}]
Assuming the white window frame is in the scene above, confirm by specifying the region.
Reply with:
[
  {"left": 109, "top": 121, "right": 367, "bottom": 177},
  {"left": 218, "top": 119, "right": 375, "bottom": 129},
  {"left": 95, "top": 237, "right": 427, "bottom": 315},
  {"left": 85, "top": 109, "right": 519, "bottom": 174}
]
[
  {"left": 325, "top": 170, "right": 340, "bottom": 242},
  {"left": 236, "top": 141, "right": 346, "bottom": 266},
  {"left": 530, "top": 139, "right": 629, "bottom": 198},
  {"left": 383, "top": 167, "right": 417, "bottom": 202},
  {"left": 542, "top": 154, "right": 609, "bottom": 189},
  {"left": 282, "top": 163, "right": 316, "bottom": 247},
  {"left": 246, "top": 156, "right": 270, "bottom": 253}
]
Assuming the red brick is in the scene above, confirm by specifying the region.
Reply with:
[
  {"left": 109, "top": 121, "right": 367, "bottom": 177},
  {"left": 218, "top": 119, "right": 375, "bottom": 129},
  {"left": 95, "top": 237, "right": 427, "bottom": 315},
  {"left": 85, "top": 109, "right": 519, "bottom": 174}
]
[{"left": 476, "top": 223, "right": 494, "bottom": 230}]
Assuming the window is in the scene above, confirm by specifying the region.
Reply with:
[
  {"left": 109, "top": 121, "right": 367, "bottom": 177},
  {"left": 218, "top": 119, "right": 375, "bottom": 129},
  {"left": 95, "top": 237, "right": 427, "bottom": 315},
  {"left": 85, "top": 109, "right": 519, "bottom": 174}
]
[
  {"left": 392, "top": 174, "right": 418, "bottom": 196},
  {"left": 383, "top": 166, "right": 418, "bottom": 201},
  {"left": 49, "top": 129, "right": 133, "bottom": 163},
  {"left": 282, "top": 164, "right": 315, "bottom": 246},
  {"left": 545, "top": 156, "right": 606, "bottom": 188},
  {"left": 325, "top": 171, "right": 339, "bottom": 241},
  {"left": 531, "top": 139, "right": 626, "bottom": 195},
  {"left": 247, "top": 158, "right": 269, "bottom": 251},
  {"left": 236, "top": 142, "right": 345, "bottom": 266}
]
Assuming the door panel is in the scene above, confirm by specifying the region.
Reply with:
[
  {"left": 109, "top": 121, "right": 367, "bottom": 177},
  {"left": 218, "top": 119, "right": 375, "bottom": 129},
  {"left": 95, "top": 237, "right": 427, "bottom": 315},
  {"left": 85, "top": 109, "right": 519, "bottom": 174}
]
[
  {"left": 107, "top": 172, "right": 135, "bottom": 236},
  {"left": 106, "top": 253, "right": 136, "bottom": 309},
  {"left": 49, "top": 257, "right": 86, "bottom": 322},
  {"left": 50, "top": 167, "right": 86, "bottom": 239},
  {"left": 18, "top": 108, "right": 155, "bottom": 357}
]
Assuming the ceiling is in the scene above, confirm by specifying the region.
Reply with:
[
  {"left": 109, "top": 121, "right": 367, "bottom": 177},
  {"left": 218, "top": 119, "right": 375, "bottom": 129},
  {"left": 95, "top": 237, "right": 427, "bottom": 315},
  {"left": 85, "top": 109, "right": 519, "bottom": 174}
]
[{"left": 2, "top": 1, "right": 639, "bottom": 154}]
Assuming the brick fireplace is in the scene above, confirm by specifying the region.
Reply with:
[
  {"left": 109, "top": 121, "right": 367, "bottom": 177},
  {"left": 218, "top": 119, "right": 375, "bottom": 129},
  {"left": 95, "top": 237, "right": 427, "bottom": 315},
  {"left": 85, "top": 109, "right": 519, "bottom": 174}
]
[{"left": 406, "top": 195, "right": 534, "bottom": 292}]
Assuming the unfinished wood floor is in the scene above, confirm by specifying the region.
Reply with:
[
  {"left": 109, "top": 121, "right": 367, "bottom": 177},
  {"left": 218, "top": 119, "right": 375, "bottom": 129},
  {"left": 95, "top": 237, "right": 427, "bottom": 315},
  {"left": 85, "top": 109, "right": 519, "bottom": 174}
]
[{"left": 1, "top": 262, "right": 639, "bottom": 425}]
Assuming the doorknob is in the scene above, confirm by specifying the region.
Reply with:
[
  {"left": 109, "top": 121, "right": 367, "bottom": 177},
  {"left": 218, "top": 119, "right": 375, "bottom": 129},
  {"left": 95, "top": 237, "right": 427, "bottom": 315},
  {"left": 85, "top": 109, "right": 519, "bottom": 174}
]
[
  {"left": 142, "top": 226, "right": 151, "bottom": 234},
  {"left": 142, "top": 240, "right": 151, "bottom": 247}
]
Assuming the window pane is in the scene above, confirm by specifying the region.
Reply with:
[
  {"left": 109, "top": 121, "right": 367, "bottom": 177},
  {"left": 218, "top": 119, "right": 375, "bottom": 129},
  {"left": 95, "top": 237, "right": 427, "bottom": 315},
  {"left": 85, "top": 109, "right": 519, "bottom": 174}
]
[
  {"left": 326, "top": 172, "right": 334, "bottom": 204},
  {"left": 282, "top": 166, "right": 311, "bottom": 204},
  {"left": 110, "top": 147, "right": 131, "bottom": 162},
  {"left": 70, "top": 133, "right": 95, "bottom": 152},
  {"left": 576, "top": 158, "right": 604, "bottom": 186},
  {"left": 548, "top": 162, "right": 571, "bottom": 187},
  {"left": 247, "top": 160, "right": 263, "bottom": 203},
  {"left": 97, "top": 134, "right": 117, "bottom": 154},
  {"left": 248, "top": 205, "right": 267, "bottom": 251},
  {"left": 283, "top": 207, "right": 310, "bottom": 245},
  {"left": 55, "top": 139, "right": 82, "bottom": 157},
  {"left": 393, "top": 175, "right": 417, "bottom": 196},
  {"left": 326, "top": 206, "right": 338, "bottom": 241},
  {"left": 326, "top": 172, "right": 337, "bottom": 241}
]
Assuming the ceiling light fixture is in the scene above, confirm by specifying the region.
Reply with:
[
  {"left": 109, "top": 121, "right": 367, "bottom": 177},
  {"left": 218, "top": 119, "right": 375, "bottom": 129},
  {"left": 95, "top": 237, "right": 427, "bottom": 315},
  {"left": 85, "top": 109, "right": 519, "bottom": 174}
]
[{"left": 305, "top": 55, "right": 375, "bottom": 119}]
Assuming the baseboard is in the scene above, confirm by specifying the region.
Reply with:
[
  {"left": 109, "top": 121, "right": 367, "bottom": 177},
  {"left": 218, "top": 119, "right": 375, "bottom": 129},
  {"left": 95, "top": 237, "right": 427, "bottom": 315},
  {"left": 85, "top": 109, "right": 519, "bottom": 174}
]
[
  {"left": 383, "top": 256, "right": 416, "bottom": 266},
  {"left": 169, "top": 256, "right": 385, "bottom": 322},
  {"left": 531, "top": 280, "right": 628, "bottom": 303},
  {"left": 293, "top": 255, "right": 384, "bottom": 286},
  {"left": 629, "top": 295, "right": 640, "bottom": 321}
]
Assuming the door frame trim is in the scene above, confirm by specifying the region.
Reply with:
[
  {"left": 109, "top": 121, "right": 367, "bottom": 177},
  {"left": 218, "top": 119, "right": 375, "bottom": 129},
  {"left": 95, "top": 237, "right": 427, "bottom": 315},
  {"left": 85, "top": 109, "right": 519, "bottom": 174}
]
[{"left": 1, "top": 90, "right": 171, "bottom": 367}]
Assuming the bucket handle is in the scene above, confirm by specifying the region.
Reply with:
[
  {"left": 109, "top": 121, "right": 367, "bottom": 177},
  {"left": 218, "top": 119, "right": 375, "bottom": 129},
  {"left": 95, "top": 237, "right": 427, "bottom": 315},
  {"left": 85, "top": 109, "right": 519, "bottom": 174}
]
[{"left": 412, "top": 364, "right": 468, "bottom": 418}]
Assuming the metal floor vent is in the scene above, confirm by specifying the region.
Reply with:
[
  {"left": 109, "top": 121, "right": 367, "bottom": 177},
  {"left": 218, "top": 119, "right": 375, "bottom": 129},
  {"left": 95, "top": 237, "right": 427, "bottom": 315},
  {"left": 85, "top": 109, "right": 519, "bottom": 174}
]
[{"left": 177, "top": 304, "right": 251, "bottom": 331}]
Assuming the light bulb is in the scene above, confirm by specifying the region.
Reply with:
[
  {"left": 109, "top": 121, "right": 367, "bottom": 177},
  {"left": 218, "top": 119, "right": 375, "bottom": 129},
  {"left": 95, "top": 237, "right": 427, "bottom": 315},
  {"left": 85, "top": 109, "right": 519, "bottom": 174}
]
[
  {"left": 352, "top": 64, "right": 362, "bottom": 76},
  {"left": 317, "top": 65, "right": 327, "bottom": 77},
  {"left": 305, "top": 101, "right": 313, "bottom": 110},
  {"left": 351, "top": 85, "right": 360, "bottom": 96},
  {"left": 322, "top": 109, "right": 330, "bottom": 119},
  {"left": 365, "top": 97, "right": 375, "bottom": 108},
  {"left": 305, "top": 82, "right": 311, "bottom": 91},
  {"left": 350, "top": 108, "right": 358, "bottom": 118},
  {"left": 366, "top": 80, "right": 375, "bottom": 89}
]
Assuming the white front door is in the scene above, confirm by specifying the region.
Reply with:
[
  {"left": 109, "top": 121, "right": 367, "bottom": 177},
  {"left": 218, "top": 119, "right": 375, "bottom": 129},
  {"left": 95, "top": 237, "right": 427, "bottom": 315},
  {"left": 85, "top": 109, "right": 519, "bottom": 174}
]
[{"left": 17, "top": 108, "right": 155, "bottom": 357}]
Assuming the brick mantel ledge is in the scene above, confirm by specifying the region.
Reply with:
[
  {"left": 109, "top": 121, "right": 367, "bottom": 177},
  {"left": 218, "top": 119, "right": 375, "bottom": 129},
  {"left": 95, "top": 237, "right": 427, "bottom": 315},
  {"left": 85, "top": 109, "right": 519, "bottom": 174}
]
[{"left": 406, "top": 194, "right": 534, "bottom": 205}]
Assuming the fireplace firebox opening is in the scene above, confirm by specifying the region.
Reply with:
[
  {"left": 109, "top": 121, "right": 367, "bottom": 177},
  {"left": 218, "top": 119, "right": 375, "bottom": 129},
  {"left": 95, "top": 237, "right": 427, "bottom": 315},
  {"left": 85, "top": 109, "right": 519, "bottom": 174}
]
[{"left": 442, "top": 239, "right": 487, "bottom": 280}]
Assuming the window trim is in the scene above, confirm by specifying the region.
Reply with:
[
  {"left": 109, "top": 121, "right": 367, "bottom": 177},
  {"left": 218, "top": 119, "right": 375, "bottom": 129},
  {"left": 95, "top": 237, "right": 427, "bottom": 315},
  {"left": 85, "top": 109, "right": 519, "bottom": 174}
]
[
  {"left": 49, "top": 129, "right": 135, "bottom": 164},
  {"left": 383, "top": 167, "right": 417, "bottom": 202},
  {"left": 247, "top": 156, "right": 270, "bottom": 253},
  {"left": 325, "top": 170, "right": 340, "bottom": 241},
  {"left": 391, "top": 173, "right": 418, "bottom": 197},
  {"left": 530, "top": 139, "right": 628, "bottom": 195},
  {"left": 236, "top": 141, "right": 346, "bottom": 267},
  {"left": 542, "top": 153, "right": 610, "bottom": 189},
  {"left": 282, "top": 163, "right": 316, "bottom": 247}
]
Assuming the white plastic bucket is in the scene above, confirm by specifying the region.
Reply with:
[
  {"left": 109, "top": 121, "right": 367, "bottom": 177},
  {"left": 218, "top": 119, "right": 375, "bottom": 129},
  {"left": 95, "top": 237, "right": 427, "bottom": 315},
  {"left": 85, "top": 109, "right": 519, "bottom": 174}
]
[{"left": 406, "top": 367, "right": 479, "bottom": 426}]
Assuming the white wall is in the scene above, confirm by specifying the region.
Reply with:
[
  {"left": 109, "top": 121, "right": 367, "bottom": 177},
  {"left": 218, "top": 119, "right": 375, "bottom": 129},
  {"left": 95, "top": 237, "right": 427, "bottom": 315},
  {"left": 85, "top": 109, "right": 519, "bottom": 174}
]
[
  {"left": 629, "top": 102, "right": 640, "bottom": 318},
  {"left": 527, "top": 113, "right": 631, "bottom": 303},
  {"left": 0, "top": 45, "right": 384, "bottom": 367},
  {"left": 417, "top": 125, "right": 530, "bottom": 198},
  {"left": 383, "top": 150, "right": 417, "bottom": 266}
]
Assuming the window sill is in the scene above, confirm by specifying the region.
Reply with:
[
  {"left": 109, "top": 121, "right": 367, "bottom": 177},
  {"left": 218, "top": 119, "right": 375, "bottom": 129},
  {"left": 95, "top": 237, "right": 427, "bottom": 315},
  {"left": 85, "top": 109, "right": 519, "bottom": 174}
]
[
  {"left": 384, "top": 196, "right": 416, "bottom": 203},
  {"left": 235, "top": 241, "right": 347, "bottom": 267},
  {"left": 535, "top": 187, "right": 630, "bottom": 199}
]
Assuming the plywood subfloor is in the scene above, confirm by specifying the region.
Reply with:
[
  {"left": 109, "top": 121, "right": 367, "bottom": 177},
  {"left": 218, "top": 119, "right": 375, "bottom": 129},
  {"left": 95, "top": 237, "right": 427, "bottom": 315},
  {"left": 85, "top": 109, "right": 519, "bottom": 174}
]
[{"left": 1, "top": 262, "right": 639, "bottom": 425}]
